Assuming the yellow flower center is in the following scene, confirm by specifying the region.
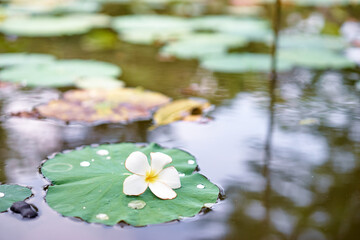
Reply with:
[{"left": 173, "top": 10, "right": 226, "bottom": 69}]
[{"left": 145, "top": 169, "right": 158, "bottom": 183}]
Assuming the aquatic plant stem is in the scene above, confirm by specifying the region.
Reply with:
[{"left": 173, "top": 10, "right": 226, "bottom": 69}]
[{"left": 263, "top": 0, "right": 282, "bottom": 232}]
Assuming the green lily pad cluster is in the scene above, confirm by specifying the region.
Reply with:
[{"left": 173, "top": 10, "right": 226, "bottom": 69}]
[
  {"left": 41, "top": 143, "right": 220, "bottom": 226},
  {"left": 0, "top": 14, "right": 110, "bottom": 37},
  {"left": 111, "top": 15, "right": 270, "bottom": 48},
  {"left": 0, "top": 185, "right": 32, "bottom": 212},
  {"left": 0, "top": 53, "right": 122, "bottom": 87}
]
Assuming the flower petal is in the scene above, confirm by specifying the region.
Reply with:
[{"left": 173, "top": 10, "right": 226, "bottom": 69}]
[
  {"left": 158, "top": 166, "right": 181, "bottom": 189},
  {"left": 150, "top": 152, "right": 172, "bottom": 174},
  {"left": 125, "top": 151, "right": 150, "bottom": 175},
  {"left": 149, "top": 181, "right": 177, "bottom": 200},
  {"left": 123, "top": 174, "right": 148, "bottom": 196}
]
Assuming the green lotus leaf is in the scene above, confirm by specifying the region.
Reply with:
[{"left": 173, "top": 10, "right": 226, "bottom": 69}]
[
  {"left": 0, "top": 59, "right": 121, "bottom": 87},
  {"left": 191, "top": 16, "right": 271, "bottom": 41},
  {"left": 160, "top": 33, "right": 247, "bottom": 60},
  {"left": 0, "top": 14, "right": 110, "bottom": 37},
  {"left": 0, "top": 185, "right": 32, "bottom": 212},
  {"left": 292, "top": 0, "right": 360, "bottom": 6},
  {"left": 41, "top": 143, "right": 219, "bottom": 226},
  {"left": 0, "top": 53, "right": 55, "bottom": 67},
  {"left": 278, "top": 49, "right": 356, "bottom": 69},
  {"left": 112, "top": 15, "right": 192, "bottom": 45},
  {"left": 2, "top": 1, "right": 100, "bottom": 15},
  {"left": 200, "top": 53, "right": 294, "bottom": 73},
  {"left": 254, "top": 0, "right": 360, "bottom": 5},
  {"left": 277, "top": 34, "right": 349, "bottom": 51}
]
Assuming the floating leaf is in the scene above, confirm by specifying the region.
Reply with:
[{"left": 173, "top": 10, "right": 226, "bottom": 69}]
[
  {"left": 0, "top": 59, "right": 121, "bottom": 87},
  {"left": 153, "top": 99, "right": 211, "bottom": 127},
  {"left": 278, "top": 49, "right": 356, "bottom": 69},
  {"left": 0, "top": 185, "right": 32, "bottom": 212},
  {"left": 0, "top": 53, "right": 55, "bottom": 67},
  {"left": 75, "top": 77, "right": 125, "bottom": 89},
  {"left": 291, "top": 0, "right": 360, "bottom": 6},
  {"left": 35, "top": 88, "right": 170, "bottom": 123},
  {"left": 277, "top": 34, "right": 348, "bottom": 51},
  {"left": 41, "top": 143, "right": 219, "bottom": 226},
  {"left": 191, "top": 16, "right": 271, "bottom": 41},
  {"left": 112, "top": 15, "right": 192, "bottom": 45},
  {"left": 160, "top": 33, "right": 247, "bottom": 60},
  {"left": 2, "top": 1, "right": 100, "bottom": 15},
  {"left": 0, "top": 14, "right": 110, "bottom": 37},
  {"left": 200, "top": 53, "right": 294, "bottom": 73}
]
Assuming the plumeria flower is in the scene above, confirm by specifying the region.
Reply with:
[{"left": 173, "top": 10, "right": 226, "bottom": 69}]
[{"left": 123, "top": 151, "right": 181, "bottom": 200}]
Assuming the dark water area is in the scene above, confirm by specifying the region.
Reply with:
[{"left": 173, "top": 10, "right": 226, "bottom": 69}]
[{"left": 0, "top": 1, "right": 360, "bottom": 240}]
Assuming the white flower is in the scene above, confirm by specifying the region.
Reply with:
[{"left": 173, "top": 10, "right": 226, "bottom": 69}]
[{"left": 123, "top": 151, "right": 181, "bottom": 200}]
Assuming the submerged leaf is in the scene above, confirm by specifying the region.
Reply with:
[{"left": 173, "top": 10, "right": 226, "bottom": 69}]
[
  {"left": 41, "top": 143, "right": 219, "bottom": 226},
  {"left": 35, "top": 88, "right": 170, "bottom": 123},
  {"left": 153, "top": 99, "right": 211, "bottom": 127},
  {"left": 0, "top": 185, "right": 32, "bottom": 212}
]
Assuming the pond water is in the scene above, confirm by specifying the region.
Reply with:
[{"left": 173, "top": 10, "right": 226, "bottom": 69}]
[{"left": 0, "top": 1, "right": 360, "bottom": 240}]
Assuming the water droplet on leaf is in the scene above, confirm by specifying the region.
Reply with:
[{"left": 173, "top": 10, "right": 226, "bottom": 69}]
[
  {"left": 80, "top": 161, "right": 90, "bottom": 167},
  {"left": 197, "top": 184, "right": 205, "bottom": 189},
  {"left": 0, "top": 192, "right": 5, "bottom": 198},
  {"left": 128, "top": 200, "right": 146, "bottom": 210},
  {"left": 97, "top": 149, "right": 109, "bottom": 156},
  {"left": 96, "top": 213, "right": 109, "bottom": 220},
  {"left": 188, "top": 160, "right": 195, "bottom": 165}
]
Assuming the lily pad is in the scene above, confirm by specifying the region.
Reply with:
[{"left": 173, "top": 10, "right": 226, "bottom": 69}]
[
  {"left": 191, "top": 16, "right": 271, "bottom": 41},
  {"left": 200, "top": 53, "right": 294, "bottom": 73},
  {"left": 2, "top": 1, "right": 100, "bottom": 15},
  {"left": 0, "top": 53, "right": 55, "bottom": 67},
  {"left": 292, "top": 0, "right": 360, "bottom": 6},
  {"left": 0, "top": 14, "right": 110, "bottom": 37},
  {"left": 75, "top": 77, "right": 125, "bottom": 89},
  {"left": 0, "top": 185, "right": 32, "bottom": 212},
  {"left": 0, "top": 59, "right": 121, "bottom": 87},
  {"left": 277, "top": 34, "right": 349, "bottom": 51},
  {"left": 153, "top": 99, "right": 211, "bottom": 127},
  {"left": 41, "top": 143, "right": 219, "bottom": 226},
  {"left": 35, "top": 88, "right": 170, "bottom": 123},
  {"left": 278, "top": 49, "right": 356, "bottom": 69},
  {"left": 112, "top": 15, "right": 192, "bottom": 45},
  {"left": 159, "top": 33, "right": 247, "bottom": 60}
]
